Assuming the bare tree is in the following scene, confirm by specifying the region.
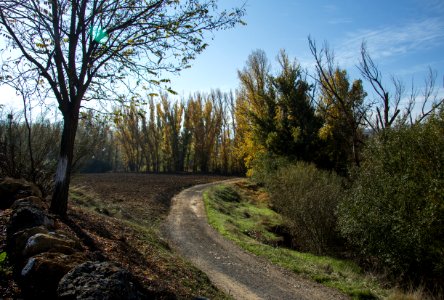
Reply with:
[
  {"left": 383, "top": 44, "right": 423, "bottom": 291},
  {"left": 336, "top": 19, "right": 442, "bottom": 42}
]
[
  {"left": 358, "top": 43, "right": 400, "bottom": 131},
  {"left": 358, "top": 43, "right": 443, "bottom": 131},
  {"left": 415, "top": 68, "right": 444, "bottom": 123},
  {"left": 0, "top": 0, "right": 244, "bottom": 216},
  {"left": 0, "top": 60, "right": 52, "bottom": 181},
  {"left": 308, "top": 37, "right": 367, "bottom": 167}
]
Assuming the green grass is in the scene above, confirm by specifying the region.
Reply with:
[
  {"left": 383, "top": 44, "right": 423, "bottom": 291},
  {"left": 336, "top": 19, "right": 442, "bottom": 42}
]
[
  {"left": 203, "top": 182, "right": 390, "bottom": 300},
  {"left": 205, "top": 184, "right": 283, "bottom": 246},
  {"left": 0, "top": 251, "right": 12, "bottom": 278},
  {"left": 69, "top": 186, "right": 120, "bottom": 217}
]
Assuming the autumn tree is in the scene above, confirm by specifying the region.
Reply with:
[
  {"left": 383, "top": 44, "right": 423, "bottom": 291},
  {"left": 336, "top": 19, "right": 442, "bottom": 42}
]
[
  {"left": 0, "top": 107, "right": 62, "bottom": 192},
  {"left": 114, "top": 101, "right": 144, "bottom": 172},
  {"left": 236, "top": 50, "right": 320, "bottom": 174},
  {"left": 309, "top": 38, "right": 368, "bottom": 170},
  {"left": 144, "top": 96, "right": 163, "bottom": 172},
  {"left": 317, "top": 69, "right": 366, "bottom": 172},
  {"left": 157, "top": 95, "right": 187, "bottom": 172},
  {"left": 74, "top": 111, "right": 115, "bottom": 172},
  {"left": 211, "top": 89, "right": 236, "bottom": 174},
  {"left": 0, "top": 0, "right": 244, "bottom": 216},
  {"left": 188, "top": 93, "right": 222, "bottom": 172},
  {"left": 180, "top": 101, "right": 193, "bottom": 172},
  {"left": 235, "top": 50, "right": 271, "bottom": 172},
  {"left": 270, "top": 50, "right": 320, "bottom": 161}
]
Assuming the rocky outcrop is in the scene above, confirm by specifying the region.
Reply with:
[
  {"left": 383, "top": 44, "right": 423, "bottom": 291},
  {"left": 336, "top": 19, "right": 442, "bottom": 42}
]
[
  {"left": 0, "top": 177, "right": 42, "bottom": 209},
  {"left": 20, "top": 252, "right": 87, "bottom": 299},
  {"left": 57, "top": 261, "right": 150, "bottom": 299},
  {"left": 11, "top": 196, "right": 48, "bottom": 210},
  {"left": 22, "top": 231, "right": 82, "bottom": 258},
  {"left": 7, "top": 205, "right": 55, "bottom": 238},
  {"left": 1, "top": 177, "right": 150, "bottom": 299},
  {"left": 7, "top": 226, "right": 50, "bottom": 261}
]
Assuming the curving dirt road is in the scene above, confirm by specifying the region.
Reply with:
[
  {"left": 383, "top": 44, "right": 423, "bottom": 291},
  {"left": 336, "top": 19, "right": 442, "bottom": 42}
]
[{"left": 164, "top": 180, "right": 349, "bottom": 300}]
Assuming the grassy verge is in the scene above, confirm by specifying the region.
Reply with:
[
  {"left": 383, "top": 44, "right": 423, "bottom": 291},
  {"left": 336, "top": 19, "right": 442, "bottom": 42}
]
[
  {"left": 203, "top": 180, "right": 390, "bottom": 300},
  {"left": 69, "top": 185, "right": 231, "bottom": 300}
]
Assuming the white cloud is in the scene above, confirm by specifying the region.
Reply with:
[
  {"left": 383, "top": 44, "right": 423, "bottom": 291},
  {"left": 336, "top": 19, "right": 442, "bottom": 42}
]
[{"left": 335, "top": 17, "right": 444, "bottom": 66}]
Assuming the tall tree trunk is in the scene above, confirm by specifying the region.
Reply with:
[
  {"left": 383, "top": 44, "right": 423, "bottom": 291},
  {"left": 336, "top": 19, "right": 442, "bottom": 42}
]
[{"left": 50, "top": 112, "right": 79, "bottom": 217}]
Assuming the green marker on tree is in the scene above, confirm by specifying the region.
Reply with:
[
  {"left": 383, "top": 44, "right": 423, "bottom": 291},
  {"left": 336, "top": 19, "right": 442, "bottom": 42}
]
[{"left": 89, "top": 26, "right": 108, "bottom": 43}]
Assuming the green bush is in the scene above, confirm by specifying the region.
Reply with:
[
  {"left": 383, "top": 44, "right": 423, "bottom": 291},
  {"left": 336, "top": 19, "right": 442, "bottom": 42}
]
[
  {"left": 250, "top": 153, "right": 290, "bottom": 185},
  {"left": 263, "top": 160, "right": 344, "bottom": 254},
  {"left": 338, "top": 118, "right": 444, "bottom": 283}
]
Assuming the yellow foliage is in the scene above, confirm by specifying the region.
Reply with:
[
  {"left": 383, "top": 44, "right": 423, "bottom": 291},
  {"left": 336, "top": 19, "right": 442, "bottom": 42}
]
[
  {"left": 291, "top": 127, "right": 301, "bottom": 142},
  {"left": 234, "top": 94, "right": 265, "bottom": 176},
  {"left": 318, "top": 124, "right": 333, "bottom": 140}
]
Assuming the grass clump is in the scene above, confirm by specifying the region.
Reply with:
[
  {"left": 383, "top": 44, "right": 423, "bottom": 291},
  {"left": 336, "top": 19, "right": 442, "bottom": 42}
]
[
  {"left": 213, "top": 185, "right": 241, "bottom": 203},
  {"left": 203, "top": 180, "right": 388, "bottom": 299},
  {"left": 204, "top": 184, "right": 283, "bottom": 246},
  {"left": 0, "top": 251, "right": 12, "bottom": 277}
]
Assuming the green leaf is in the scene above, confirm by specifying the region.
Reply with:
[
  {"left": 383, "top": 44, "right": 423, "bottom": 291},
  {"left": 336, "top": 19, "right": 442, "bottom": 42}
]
[{"left": 0, "top": 251, "right": 7, "bottom": 264}]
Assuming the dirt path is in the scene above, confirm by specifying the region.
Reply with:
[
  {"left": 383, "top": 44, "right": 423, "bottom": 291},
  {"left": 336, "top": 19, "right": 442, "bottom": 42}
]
[{"left": 164, "top": 180, "right": 349, "bottom": 300}]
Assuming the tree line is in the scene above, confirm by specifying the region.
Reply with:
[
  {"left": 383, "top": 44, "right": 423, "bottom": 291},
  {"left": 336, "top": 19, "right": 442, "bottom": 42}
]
[
  {"left": 2, "top": 41, "right": 442, "bottom": 181},
  {"left": 113, "top": 90, "right": 242, "bottom": 174},
  {"left": 0, "top": 89, "right": 244, "bottom": 184}
]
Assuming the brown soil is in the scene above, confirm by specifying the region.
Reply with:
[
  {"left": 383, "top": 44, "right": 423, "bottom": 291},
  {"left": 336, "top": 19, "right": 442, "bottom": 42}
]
[
  {"left": 69, "top": 173, "right": 234, "bottom": 299},
  {"left": 72, "top": 173, "right": 233, "bottom": 224},
  {"left": 1, "top": 173, "right": 234, "bottom": 299}
]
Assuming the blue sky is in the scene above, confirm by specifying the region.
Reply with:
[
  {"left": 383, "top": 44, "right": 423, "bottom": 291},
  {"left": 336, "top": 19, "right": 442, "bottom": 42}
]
[
  {"left": 1, "top": 0, "right": 443, "bottom": 108},
  {"left": 170, "top": 0, "right": 444, "bottom": 99}
]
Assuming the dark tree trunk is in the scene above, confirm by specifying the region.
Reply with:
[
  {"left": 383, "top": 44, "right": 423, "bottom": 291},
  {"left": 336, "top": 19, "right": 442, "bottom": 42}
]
[{"left": 50, "top": 111, "right": 79, "bottom": 217}]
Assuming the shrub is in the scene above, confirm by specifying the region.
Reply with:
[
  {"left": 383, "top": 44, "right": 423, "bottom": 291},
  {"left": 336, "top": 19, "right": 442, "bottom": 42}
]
[
  {"left": 264, "top": 160, "right": 344, "bottom": 254},
  {"left": 338, "top": 118, "right": 444, "bottom": 284},
  {"left": 249, "top": 153, "right": 290, "bottom": 185}
]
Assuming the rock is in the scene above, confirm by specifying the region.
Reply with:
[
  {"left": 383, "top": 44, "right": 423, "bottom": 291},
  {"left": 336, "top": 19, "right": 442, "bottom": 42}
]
[
  {"left": 11, "top": 196, "right": 48, "bottom": 210},
  {"left": 6, "top": 205, "right": 54, "bottom": 238},
  {"left": 20, "top": 252, "right": 87, "bottom": 299},
  {"left": 22, "top": 231, "right": 81, "bottom": 258},
  {"left": 6, "top": 226, "right": 49, "bottom": 262},
  {"left": 0, "top": 177, "right": 42, "bottom": 209},
  {"left": 58, "top": 261, "right": 150, "bottom": 300}
]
